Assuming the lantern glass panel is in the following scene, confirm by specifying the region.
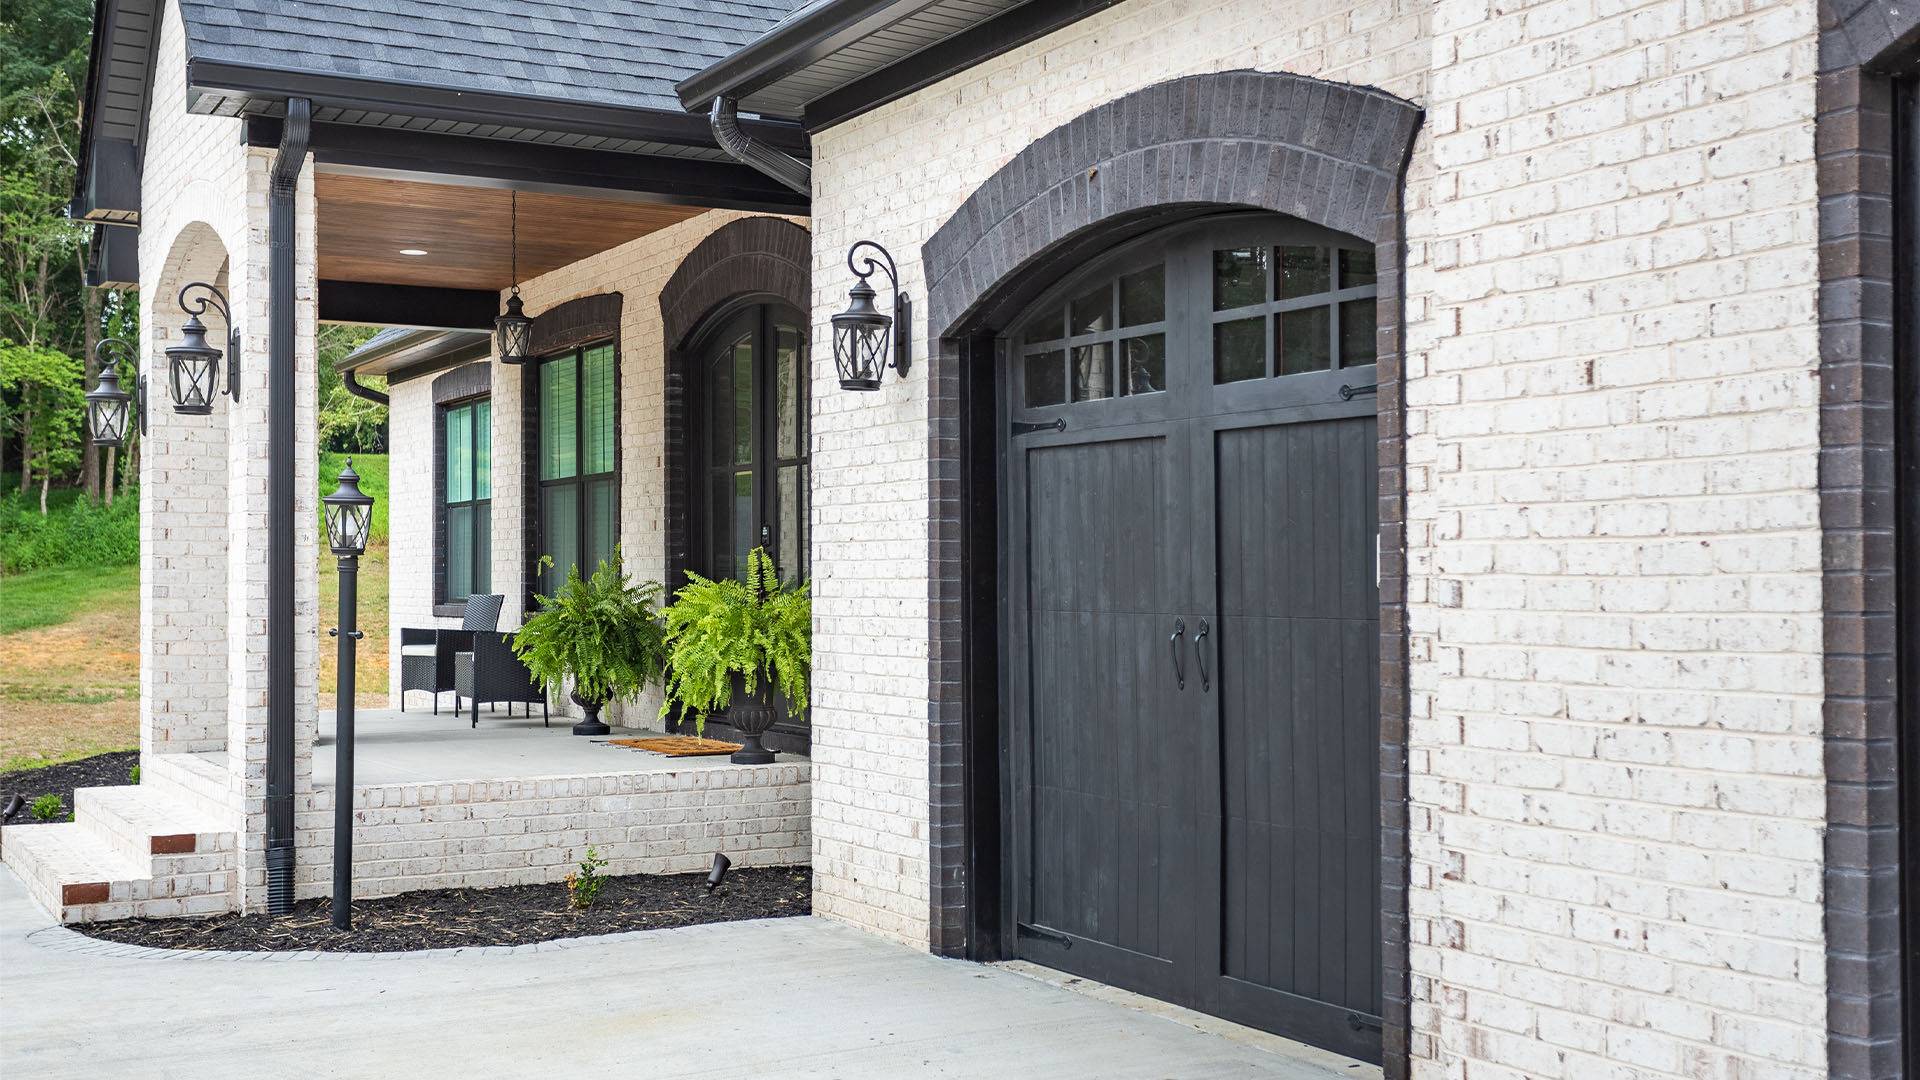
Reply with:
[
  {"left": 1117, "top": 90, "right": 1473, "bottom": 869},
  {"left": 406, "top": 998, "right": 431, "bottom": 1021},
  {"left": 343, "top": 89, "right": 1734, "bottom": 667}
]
[
  {"left": 169, "top": 349, "right": 219, "bottom": 414},
  {"left": 325, "top": 502, "right": 372, "bottom": 556},
  {"left": 89, "top": 396, "right": 129, "bottom": 445},
  {"left": 833, "top": 319, "right": 889, "bottom": 390}
]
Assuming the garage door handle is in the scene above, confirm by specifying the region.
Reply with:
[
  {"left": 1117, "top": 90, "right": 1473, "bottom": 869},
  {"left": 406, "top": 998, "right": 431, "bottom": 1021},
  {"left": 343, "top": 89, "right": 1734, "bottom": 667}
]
[
  {"left": 1169, "top": 618, "right": 1186, "bottom": 690},
  {"left": 1193, "top": 619, "right": 1211, "bottom": 692}
]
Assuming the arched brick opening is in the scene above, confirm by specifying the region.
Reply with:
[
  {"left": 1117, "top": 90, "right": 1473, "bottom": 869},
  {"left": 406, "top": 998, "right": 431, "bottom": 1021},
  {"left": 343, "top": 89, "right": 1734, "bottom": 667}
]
[
  {"left": 918, "top": 69, "right": 1421, "bottom": 1074},
  {"left": 658, "top": 217, "right": 810, "bottom": 590},
  {"left": 1817, "top": 5, "right": 1920, "bottom": 1076},
  {"left": 143, "top": 221, "right": 232, "bottom": 759}
]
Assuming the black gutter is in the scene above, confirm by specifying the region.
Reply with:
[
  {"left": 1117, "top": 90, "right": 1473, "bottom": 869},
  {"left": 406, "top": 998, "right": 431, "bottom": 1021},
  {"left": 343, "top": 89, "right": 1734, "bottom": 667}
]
[
  {"left": 190, "top": 60, "right": 811, "bottom": 156},
  {"left": 709, "top": 98, "right": 811, "bottom": 196},
  {"left": 342, "top": 372, "right": 389, "bottom": 407},
  {"left": 265, "top": 97, "right": 311, "bottom": 917},
  {"left": 70, "top": 0, "right": 117, "bottom": 207},
  {"left": 676, "top": 0, "right": 942, "bottom": 115}
]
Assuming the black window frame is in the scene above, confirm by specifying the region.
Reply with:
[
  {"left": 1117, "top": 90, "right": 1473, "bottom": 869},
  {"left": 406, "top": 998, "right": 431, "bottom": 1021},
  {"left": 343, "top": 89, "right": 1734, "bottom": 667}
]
[
  {"left": 687, "top": 301, "right": 810, "bottom": 587},
  {"left": 532, "top": 339, "right": 621, "bottom": 606},
  {"left": 438, "top": 394, "right": 492, "bottom": 604}
]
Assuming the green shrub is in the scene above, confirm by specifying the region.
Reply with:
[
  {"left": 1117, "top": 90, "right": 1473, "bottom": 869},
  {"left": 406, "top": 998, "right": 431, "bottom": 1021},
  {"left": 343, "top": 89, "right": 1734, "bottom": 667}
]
[
  {"left": 512, "top": 549, "right": 667, "bottom": 708},
  {"left": 0, "top": 488, "right": 140, "bottom": 574},
  {"left": 29, "top": 794, "right": 63, "bottom": 821},
  {"left": 564, "top": 846, "right": 609, "bottom": 910},
  {"left": 658, "top": 547, "right": 810, "bottom": 734}
]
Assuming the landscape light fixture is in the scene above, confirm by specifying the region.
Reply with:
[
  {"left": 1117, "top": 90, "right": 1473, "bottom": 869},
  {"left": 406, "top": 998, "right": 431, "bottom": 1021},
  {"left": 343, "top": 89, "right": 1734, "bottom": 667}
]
[
  {"left": 323, "top": 459, "right": 375, "bottom": 930},
  {"left": 166, "top": 282, "right": 238, "bottom": 415},
  {"left": 494, "top": 191, "right": 534, "bottom": 364},
  {"left": 85, "top": 337, "right": 146, "bottom": 448},
  {"left": 706, "top": 852, "right": 732, "bottom": 894},
  {"left": 830, "top": 240, "right": 910, "bottom": 390}
]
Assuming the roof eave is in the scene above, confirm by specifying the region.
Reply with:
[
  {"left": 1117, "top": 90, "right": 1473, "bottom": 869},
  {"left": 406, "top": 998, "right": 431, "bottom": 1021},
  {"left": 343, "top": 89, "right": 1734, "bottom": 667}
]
[
  {"left": 189, "top": 59, "right": 812, "bottom": 156},
  {"left": 674, "top": 0, "right": 928, "bottom": 118}
]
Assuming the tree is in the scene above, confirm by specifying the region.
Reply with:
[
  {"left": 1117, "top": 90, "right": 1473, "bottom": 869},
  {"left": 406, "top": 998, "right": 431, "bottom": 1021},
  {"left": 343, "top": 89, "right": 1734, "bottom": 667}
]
[
  {"left": 0, "top": 341, "right": 82, "bottom": 512},
  {"left": 1, "top": 0, "right": 121, "bottom": 499},
  {"left": 317, "top": 324, "right": 388, "bottom": 453}
]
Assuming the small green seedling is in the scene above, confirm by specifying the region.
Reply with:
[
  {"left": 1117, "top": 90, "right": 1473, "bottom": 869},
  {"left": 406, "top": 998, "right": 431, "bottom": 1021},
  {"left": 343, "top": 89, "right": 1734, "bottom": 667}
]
[
  {"left": 565, "top": 846, "right": 609, "bottom": 910},
  {"left": 29, "top": 794, "right": 63, "bottom": 822},
  {"left": 128, "top": 764, "right": 141, "bottom": 784}
]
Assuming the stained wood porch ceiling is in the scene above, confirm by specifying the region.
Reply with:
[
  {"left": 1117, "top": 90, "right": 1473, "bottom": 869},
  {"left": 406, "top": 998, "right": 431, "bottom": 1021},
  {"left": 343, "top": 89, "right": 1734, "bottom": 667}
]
[{"left": 316, "top": 174, "right": 707, "bottom": 292}]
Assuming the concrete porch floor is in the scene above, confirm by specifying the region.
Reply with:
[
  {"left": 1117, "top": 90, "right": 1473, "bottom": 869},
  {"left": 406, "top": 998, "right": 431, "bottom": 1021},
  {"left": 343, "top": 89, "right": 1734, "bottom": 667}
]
[
  {"left": 306, "top": 707, "right": 747, "bottom": 786},
  {"left": 0, "top": 864, "right": 1371, "bottom": 1079}
]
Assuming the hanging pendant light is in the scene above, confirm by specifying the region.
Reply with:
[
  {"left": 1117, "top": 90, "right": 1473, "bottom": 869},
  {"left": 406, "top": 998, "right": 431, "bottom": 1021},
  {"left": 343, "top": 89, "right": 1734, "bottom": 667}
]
[{"left": 495, "top": 190, "right": 534, "bottom": 365}]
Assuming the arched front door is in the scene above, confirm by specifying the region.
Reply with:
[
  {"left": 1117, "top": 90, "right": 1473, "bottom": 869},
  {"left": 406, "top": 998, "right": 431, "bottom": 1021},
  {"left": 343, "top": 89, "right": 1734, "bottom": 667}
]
[
  {"left": 689, "top": 302, "right": 809, "bottom": 586},
  {"left": 1000, "top": 213, "right": 1382, "bottom": 1060}
]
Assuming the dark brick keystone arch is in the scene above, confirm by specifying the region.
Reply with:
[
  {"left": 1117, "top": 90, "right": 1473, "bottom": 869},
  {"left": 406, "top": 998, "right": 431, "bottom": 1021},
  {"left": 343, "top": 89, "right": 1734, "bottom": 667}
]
[
  {"left": 916, "top": 68, "right": 1421, "bottom": 1077},
  {"left": 658, "top": 216, "right": 811, "bottom": 588}
]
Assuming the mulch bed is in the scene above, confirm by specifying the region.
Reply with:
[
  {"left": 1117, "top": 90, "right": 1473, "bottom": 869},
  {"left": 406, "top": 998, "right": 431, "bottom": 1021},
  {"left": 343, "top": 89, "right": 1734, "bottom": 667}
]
[
  {"left": 71, "top": 865, "right": 812, "bottom": 952},
  {"left": 0, "top": 750, "right": 139, "bottom": 826}
]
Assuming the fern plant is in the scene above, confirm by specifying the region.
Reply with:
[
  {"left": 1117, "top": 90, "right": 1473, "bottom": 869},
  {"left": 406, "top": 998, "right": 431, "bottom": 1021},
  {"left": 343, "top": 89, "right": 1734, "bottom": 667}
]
[
  {"left": 659, "top": 547, "right": 810, "bottom": 734},
  {"left": 511, "top": 549, "right": 668, "bottom": 708}
]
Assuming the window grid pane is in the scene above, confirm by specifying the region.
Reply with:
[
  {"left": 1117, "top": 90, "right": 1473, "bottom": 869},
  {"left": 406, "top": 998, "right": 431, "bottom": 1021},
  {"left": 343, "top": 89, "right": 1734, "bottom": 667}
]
[
  {"left": 540, "top": 360, "right": 577, "bottom": 481},
  {"left": 474, "top": 400, "right": 492, "bottom": 500},
  {"left": 583, "top": 345, "right": 616, "bottom": 476}
]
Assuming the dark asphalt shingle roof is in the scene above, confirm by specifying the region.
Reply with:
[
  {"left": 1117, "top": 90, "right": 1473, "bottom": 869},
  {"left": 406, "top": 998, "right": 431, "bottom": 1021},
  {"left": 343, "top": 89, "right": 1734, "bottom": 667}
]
[{"left": 178, "top": 0, "right": 805, "bottom": 114}]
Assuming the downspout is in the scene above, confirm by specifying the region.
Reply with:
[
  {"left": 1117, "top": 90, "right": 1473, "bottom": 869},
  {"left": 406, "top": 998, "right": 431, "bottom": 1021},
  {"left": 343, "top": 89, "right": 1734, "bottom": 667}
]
[
  {"left": 342, "top": 371, "right": 389, "bottom": 406},
  {"left": 266, "top": 97, "right": 311, "bottom": 916},
  {"left": 709, "top": 97, "right": 810, "bottom": 197}
]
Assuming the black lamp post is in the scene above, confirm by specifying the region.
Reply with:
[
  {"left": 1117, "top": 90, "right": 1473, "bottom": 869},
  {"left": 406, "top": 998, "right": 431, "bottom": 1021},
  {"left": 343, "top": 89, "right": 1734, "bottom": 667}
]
[
  {"left": 85, "top": 338, "right": 146, "bottom": 447},
  {"left": 323, "top": 459, "right": 374, "bottom": 931},
  {"left": 166, "top": 282, "right": 239, "bottom": 415},
  {"left": 831, "top": 241, "right": 910, "bottom": 390},
  {"left": 495, "top": 191, "right": 534, "bottom": 364}
]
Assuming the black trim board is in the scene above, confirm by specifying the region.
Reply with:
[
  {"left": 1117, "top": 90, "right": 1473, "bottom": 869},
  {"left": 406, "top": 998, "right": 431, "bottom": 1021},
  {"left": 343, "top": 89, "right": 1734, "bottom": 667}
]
[
  {"left": 319, "top": 281, "right": 498, "bottom": 332},
  {"left": 199, "top": 60, "right": 810, "bottom": 155},
  {"left": 244, "top": 119, "right": 810, "bottom": 214}
]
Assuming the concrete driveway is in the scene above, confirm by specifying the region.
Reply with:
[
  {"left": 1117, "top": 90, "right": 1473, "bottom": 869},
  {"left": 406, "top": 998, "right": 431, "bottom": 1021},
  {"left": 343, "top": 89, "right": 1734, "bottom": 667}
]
[{"left": 0, "top": 866, "right": 1372, "bottom": 1079}]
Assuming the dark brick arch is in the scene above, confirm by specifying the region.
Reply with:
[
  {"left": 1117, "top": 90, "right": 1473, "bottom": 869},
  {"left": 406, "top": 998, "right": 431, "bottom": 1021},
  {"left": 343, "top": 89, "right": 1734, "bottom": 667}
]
[
  {"left": 658, "top": 216, "right": 811, "bottom": 589},
  {"left": 917, "top": 69, "right": 1421, "bottom": 1076},
  {"left": 1818, "top": 6, "right": 1920, "bottom": 1079}
]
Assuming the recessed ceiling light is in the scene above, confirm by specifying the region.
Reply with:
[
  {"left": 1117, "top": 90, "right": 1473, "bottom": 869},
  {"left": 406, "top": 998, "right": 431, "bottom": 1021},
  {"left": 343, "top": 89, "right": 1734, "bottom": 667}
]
[{"left": 399, "top": 249, "right": 429, "bottom": 256}]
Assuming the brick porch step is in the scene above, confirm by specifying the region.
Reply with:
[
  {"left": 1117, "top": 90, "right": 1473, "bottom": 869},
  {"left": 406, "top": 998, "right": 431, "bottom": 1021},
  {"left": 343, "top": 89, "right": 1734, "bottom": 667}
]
[{"left": 1, "top": 785, "right": 236, "bottom": 924}]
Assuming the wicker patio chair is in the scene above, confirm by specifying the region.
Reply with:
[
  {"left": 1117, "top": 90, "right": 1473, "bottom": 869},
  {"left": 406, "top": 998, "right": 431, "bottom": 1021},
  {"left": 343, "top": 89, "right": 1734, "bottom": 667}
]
[
  {"left": 398, "top": 594, "right": 504, "bottom": 713},
  {"left": 453, "top": 631, "right": 549, "bottom": 726}
]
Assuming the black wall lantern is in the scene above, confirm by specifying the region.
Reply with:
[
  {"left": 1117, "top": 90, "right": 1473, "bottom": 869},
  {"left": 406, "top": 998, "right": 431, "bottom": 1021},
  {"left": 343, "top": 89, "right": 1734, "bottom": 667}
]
[
  {"left": 495, "top": 191, "right": 534, "bottom": 364},
  {"left": 85, "top": 337, "right": 147, "bottom": 448},
  {"left": 166, "top": 282, "right": 238, "bottom": 415},
  {"left": 831, "top": 241, "right": 910, "bottom": 391}
]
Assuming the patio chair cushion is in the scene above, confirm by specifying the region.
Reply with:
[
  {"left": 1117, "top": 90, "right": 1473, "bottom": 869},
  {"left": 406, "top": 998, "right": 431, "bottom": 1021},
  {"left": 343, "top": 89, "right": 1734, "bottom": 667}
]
[{"left": 399, "top": 644, "right": 439, "bottom": 658}]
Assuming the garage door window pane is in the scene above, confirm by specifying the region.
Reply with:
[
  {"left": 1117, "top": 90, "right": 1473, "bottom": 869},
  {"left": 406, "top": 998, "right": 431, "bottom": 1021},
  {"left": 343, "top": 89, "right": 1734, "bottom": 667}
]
[
  {"left": 1279, "top": 307, "right": 1331, "bottom": 376},
  {"left": 1214, "top": 317, "right": 1265, "bottom": 383},
  {"left": 1214, "top": 248, "right": 1268, "bottom": 310},
  {"left": 1026, "top": 350, "right": 1066, "bottom": 407}
]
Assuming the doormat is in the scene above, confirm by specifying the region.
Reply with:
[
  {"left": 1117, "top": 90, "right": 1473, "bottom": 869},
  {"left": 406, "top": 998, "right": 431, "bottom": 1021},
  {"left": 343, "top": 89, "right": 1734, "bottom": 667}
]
[{"left": 609, "top": 737, "right": 743, "bottom": 757}]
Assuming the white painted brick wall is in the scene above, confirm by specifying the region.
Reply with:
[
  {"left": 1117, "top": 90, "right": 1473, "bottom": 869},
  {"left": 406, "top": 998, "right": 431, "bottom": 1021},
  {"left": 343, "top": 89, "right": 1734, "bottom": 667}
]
[
  {"left": 1407, "top": 0, "right": 1827, "bottom": 1075},
  {"left": 293, "top": 765, "right": 809, "bottom": 898}
]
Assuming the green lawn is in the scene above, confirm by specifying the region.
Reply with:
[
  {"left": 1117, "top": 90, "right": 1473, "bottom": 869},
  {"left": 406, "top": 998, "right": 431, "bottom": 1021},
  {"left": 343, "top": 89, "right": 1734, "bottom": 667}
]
[{"left": 0, "top": 563, "right": 141, "bottom": 635}]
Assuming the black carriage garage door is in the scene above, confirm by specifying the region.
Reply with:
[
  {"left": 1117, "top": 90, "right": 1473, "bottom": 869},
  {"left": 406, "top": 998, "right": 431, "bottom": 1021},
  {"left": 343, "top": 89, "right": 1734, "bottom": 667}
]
[{"left": 1000, "top": 214, "right": 1383, "bottom": 1061}]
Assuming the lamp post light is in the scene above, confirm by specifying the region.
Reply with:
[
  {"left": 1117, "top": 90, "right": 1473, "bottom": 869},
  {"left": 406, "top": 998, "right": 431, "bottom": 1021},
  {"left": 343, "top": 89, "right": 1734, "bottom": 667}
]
[
  {"left": 166, "top": 282, "right": 239, "bottom": 415},
  {"left": 85, "top": 338, "right": 147, "bottom": 448},
  {"left": 323, "top": 459, "right": 374, "bottom": 931},
  {"left": 830, "top": 241, "right": 910, "bottom": 390}
]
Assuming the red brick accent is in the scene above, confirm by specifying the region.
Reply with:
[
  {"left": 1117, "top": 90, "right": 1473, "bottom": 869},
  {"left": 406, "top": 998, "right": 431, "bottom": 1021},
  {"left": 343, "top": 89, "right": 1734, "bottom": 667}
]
[
  {"left": 150, "top": 834, "right": 195, "bottom": 854},
  {"left": 62, "top": 881, "right": 109, "bottom": 905}
]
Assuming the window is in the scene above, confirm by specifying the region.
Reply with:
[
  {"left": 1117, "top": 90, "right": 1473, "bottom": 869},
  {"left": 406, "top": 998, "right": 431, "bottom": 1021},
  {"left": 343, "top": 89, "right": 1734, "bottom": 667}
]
[
  {"left": 692, "top": 304, "right": 808, "bottom": 585},
  {"left": 442, "top": 397, "right": 491, "bottom": 600},
  {"left": 537, "top": 342, "right": 617, "bottom": 599},
  {"left": 1016, "top": 219, "right": 1379, "bottom": 409}
]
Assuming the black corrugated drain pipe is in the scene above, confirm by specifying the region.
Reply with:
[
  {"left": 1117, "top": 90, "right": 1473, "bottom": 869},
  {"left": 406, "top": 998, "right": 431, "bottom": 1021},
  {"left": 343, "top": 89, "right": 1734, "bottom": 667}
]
[
  {"left": 709, "top": 97, "right": 810, "bottom": 197},
  {"left": 266, "top": 97, "right": 311, "bottom": 916}
]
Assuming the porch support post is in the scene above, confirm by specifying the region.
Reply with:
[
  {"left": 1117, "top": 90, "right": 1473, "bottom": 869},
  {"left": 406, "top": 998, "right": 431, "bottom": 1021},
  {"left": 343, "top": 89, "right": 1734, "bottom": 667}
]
[{"left": 265, "top": 97, "right": 311, "bottom": 914}]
